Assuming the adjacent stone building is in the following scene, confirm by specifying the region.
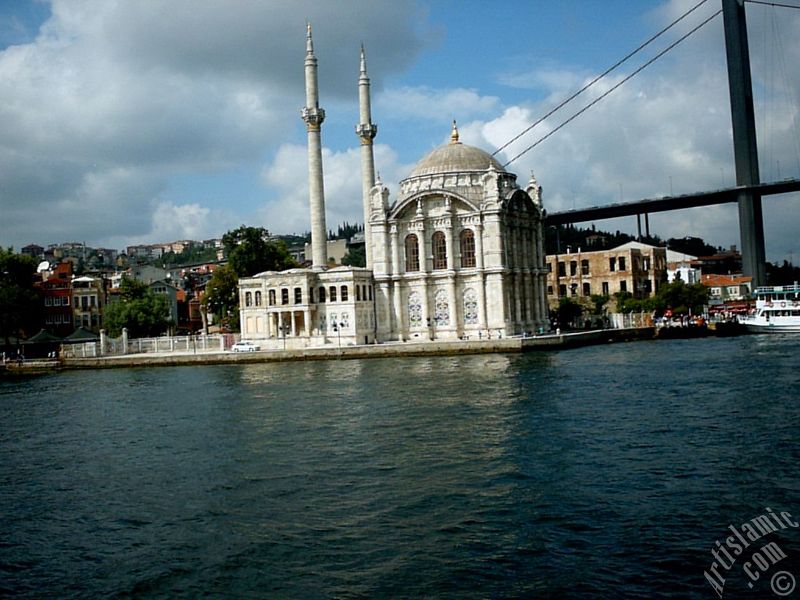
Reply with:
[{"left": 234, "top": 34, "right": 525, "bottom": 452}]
[{"left": 546, "top": 241, "right": 667, "bottom": 306}]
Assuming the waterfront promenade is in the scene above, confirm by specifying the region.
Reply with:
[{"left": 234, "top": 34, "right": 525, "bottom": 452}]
[{"left": 3, "top": 328, "right": 654, "bottom": 372}]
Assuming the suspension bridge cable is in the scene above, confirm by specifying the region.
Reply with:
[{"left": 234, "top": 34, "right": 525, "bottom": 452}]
[
  {"left": 492, "top": 0, "right": 711, "bottom": 157},
  {"left": 502, "top": 9, "right": 722, "bottom": 168}
]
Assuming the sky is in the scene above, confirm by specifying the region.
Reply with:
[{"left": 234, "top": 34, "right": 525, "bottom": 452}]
[{"left": 1, "top": 0, "right": 799, "bottom": 262}]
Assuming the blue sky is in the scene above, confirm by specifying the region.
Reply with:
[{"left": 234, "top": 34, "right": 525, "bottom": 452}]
[{"left": 1, "top": 0, "right": 798, "bottom": 262}]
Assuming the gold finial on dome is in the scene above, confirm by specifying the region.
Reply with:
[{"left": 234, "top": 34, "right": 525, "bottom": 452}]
[{"left": 450, "top": 119, "right": 460, "bottom": 144}]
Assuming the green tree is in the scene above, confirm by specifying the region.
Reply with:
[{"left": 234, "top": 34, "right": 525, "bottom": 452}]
[
  {"left": 651, "top": 280, "right": 709, "bottom": 315},
  {"left": 555, "top": 297, "right": 584, "bottom": 328},
  {"left": 342, "top": 245, "right": 366, "bottom": 268},
  {"left": 202, "top": 264, "right": 240, "bottom": 332},
  {"left": 104, "top": 278, "right": 172, "bottom": 337},
  {"left": 223, "top": 226, "right": 296, "bottom": 277},
  {"left": 0, "top": 248, "right": 42, "bottom": 344},
  {"left": 590, "top": 294, "right": 610, "bottom": 315}
]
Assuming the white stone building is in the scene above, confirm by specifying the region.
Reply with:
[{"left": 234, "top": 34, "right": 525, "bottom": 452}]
[{"left": 238, "top": 26, "right": 548, "bottom": 348}]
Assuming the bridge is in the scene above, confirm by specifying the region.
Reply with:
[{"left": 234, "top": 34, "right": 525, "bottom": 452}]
[{"left": 545, "top": 178, "right": 800, "bottom": 225}]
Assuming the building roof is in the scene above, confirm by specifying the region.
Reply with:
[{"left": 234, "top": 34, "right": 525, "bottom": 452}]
[
  {"left": 701, "top": 273, "right": 752, "bottom": 287},
  {"left": 407, "top": 122, "right": 504, "bottom": 178}
]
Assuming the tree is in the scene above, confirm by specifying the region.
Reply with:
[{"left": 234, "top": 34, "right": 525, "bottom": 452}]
[
  {"left": 651, "top": 280, "right": 708, "bottom": 315},
  {"left": 342, "top": 245, "right": 366, "bottom": 268},
  {"left": 104, "top": 278, "right": 172, "bottom": 337},
  {"left": 202, "top": 264, "right": 240, "bottom": 332},
  {"left": 554, "top": 297, "right": 583, "bottom": 329},
  {"left": 0, "top": 248, "right": 42, "bottom": 344},
  {"left": 223, "top": 226, "right": 296, "bottom": 277}
]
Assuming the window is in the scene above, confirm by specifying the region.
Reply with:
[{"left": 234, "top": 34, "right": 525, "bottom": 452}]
[
  {"left": 356, "top": 286, "right": 361, "bottom": 301},
  {"left": 582, "top": 282, "right": 591, "bottom": 296},
  {"left": 329, "top": 286, "right": 337, "bottom": 302},
  {"left": 460, "top": 229, "right": 475, "bottom": 268},
  {"left": 319, "top": 286, "right": 326, "bottom": 303},
  {"left": 405, "top": 234, "right": 419, "bottom": 272},
  {"left": 559, "top": 284, "right": 567, "bottom": 297},
  {"left": 618, "top": 257, "right": 626, "bottom": 271},
  {"left": 558, "top": 262, "right": 566, "bottom": 277},
  {"left": 268, "top": 289, "right": 276, "bottom": 306},
  {"left": 569, "top": 261, "right": 577, "bottom": 276},
  {"left": 602, "top": 282, "right": 610, "bottom": 295},
  {"left": 570, "top": 283, "right": 578, "bottom": 297},
  {"left": 432, "top": 231, "right": 447, "bottom": 270},
  {"left": 294, "top": 287, "right": 302, "bottom": 304},
  {"left": 547, "top": 285, "right": 554, "bottom": 295},
  {"left": 45, "top": 297, "right": 52, "bottom": 306},
  {"left": 340, "top": 285, "right": 348, "bottom": 301},
  {"left": 62, "top": 296, "right": 70, "bottom": 306},
  {"left": 609, "top": 257, "right": 616, "bottom": 272},
  {"left": 643, "top": 257, "right": 651, "bottom": 271},
  {"left": 245, "top": 292, "right": 252, "bottom": 307},
  {"left": 281, "top": 288, "right": 289, "bottom": 305},
  {"left": 368, "top": 286, "right": 373, "bottom": 301},
  {"left": 547, "top": 263, "right": 552, "bottom": 272},
  {"left": 81, "top": 296, "right": 89, "bottom": 309},
  {"left": 620, "top": 280, "right": 627, "bottom": 292},
  {"left": 581, "top": 260, "right": 590, "bottom": 276},
  {"left": 255, "top": 291, "right": 262, "bottom": 306}
]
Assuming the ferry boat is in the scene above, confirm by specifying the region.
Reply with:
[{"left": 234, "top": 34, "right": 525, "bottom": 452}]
[{"left": 741, "top": 283, "right": 800, "bottom": 333}]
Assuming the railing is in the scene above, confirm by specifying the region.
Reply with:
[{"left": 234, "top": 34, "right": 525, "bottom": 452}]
[
  {"left": 61, "top": 333, "right": 236, "bottom": 358},
  {"left": 609, "top": 312, "right": 654, "bottom": 329}
]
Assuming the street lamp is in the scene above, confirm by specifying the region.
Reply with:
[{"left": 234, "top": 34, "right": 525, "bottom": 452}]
[
  {"left": 332, "top": 320, "right": 344, "bottom": 349},
  {"left": 279, "top": 322, "right": 291, "bottom": 350}
]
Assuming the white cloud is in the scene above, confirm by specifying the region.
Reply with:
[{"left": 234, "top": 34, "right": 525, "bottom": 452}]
[{"left": 376, "top": 86, "right": 500, "bottom": 121}]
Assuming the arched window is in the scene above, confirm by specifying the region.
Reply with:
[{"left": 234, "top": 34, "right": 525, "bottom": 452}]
[
  {"left": 319, "top": 286, "right": 326, "bottom": 303},
  {"left": 340, "top": 285, "right": 348, "bottom": 301},
  {"left": 255, "top": 291, "right": 262, "bottom": 306},
  {"left": 432, "top": 231, "right": 447, "bottom": 270},
  {"left": 245, "top": 291, "right": 252, "bottom": 307},
  {"left": 268, "top": 289, "right": 276, "bottom": 306},
  {"left": 329, "top": 286, "right": 337, "bottom": 302},
  {"left": 281, "top": 288, "right": 289, "bottom": 305},
  {"left": 460, "top": 229, "right": 475, "bottom": 268},
  {"left": 405, "top": 234, "right": 419, "bottom": 272}
]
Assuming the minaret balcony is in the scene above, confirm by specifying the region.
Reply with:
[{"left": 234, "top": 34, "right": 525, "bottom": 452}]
[{"left": 301, "top": 107, "right": 326, "bottom": 127}]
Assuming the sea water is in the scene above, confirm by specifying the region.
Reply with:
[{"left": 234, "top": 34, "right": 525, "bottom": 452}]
[{"left": 2, "top": 336, "right": 799, "bottom": 598}]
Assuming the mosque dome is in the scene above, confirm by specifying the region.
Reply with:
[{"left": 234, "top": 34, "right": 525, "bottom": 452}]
[{"left": 407, "top": 121, "right": 506, "bottom": 178}]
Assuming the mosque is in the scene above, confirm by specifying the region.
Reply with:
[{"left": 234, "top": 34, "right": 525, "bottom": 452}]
[{"left": 238, "top": 25, "right": 549, "bottom": 347}]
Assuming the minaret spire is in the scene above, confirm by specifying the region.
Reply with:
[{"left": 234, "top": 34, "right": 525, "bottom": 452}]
[
  {"left": 356, "top": 43, "right": 378, "bottom": 269},
  {"left": 301, "top": 22, "right": 328, "bottom": 270}
]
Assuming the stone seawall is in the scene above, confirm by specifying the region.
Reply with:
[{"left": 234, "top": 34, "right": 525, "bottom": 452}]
[{"left": 2, "top": 328, "right": 655, "bottom": 374}]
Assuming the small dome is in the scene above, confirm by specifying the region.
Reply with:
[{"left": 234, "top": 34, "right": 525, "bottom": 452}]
[{"left": 407, "top": 122, "right": 505, "bottom": 178}]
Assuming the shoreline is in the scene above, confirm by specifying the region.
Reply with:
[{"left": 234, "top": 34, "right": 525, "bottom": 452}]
[{"left": 3, "top": 327, "right": 656, "bottom": 373}]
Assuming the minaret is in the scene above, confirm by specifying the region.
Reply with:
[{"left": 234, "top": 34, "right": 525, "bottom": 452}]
[
  {"left": 355, "top": 44, "right": 378, "bottom": 269},
  {"left": 301, "top": 23, "right": 328, "bottom": 270}
]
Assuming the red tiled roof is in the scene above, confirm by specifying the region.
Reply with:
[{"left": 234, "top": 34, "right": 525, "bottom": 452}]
[{"left": 701, "top": 273, "right": 752, "bottom": 287}]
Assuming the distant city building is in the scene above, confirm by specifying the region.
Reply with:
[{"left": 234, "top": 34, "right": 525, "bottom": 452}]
[
  {"left": 72, "top": 276, "right": 105, "bottom": 332},
  {"left": 546, "top": 241, "right": 667, "bottom": 304},
  {"left": 37, "top": 262, "right": 74, "bottom": 336},
  {"left": 21, "top": 244, "right": 44, "bottom": 259},
  {"left": 702, "top": 273, "right": 752, "bottom": 303}
]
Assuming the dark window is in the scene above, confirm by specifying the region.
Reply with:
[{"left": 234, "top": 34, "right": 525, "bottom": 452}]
[
  {"left": 369, "top": 286, "right": 373, "bottom": 301},
  {"left": 294, "top": 287, "right": 302, "bottom": 304},
  {"left": 569, "top": 261, "right": 577, "bottom": 276},
  {"left": 547, "top": 285, "right": 554, "bottom": 295},
  {"left": 405, "top": 234, "right": 419, "bottom": 272},
  {"left": 281, "top": 288, "right": 289, "bottom": 305},
  {"left": 319, "top": 286, "right": 326, "bottom": 303},
  {"left": 620, "top": 280, "right": 627, "bottom": 292},
  {"left": 340, "top": 285, "right": 348, "bottom": 301},
  {"left": 432, "top": 231, "right": 447, "bottom": 270},
  {"left": 581, "top": 260, "right": 590, "bottom": 276},
  {"left": 269, "top": 289, "right": 276, "bottom": 305},
  {"left": 609, "top": 257, "right": 616, "bottom": 272},
  {"left": 245, "top": 292, "right": 252, "bottom": 307},
  {"left": 618, "top": 257, "right": 626, "bottom": 271},
  {"left": 330, "top": 286, "right": 337, "bottom": 302},
  {"left": 558, "top": 262, "right": 566, "bottom": 277},
  {"left": 559, "top": 284, "right": 567, "bottom": 297},
  {"left": 602, "top": 282, "right": 609, "bottom": 295},
  {"left": 255, "top": 291, "right": 262, "bottom": 306},
  {"left": 582, "top": 282, "right": 591, "bottom": 296},
  {"left": 460, "top": 229, "right": 475, "bottom": 268},
  {"left": 356, "top": 286, "right": 361, "bottom": 301}
]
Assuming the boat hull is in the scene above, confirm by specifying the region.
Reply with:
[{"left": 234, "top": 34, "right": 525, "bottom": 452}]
[{"left": 743, "top": 322, "right": 800, "bottom": 333}]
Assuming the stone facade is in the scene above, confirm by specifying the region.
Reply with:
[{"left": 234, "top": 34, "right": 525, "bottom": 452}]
[{"left": 546, "top": 241, "right": 667, "bottom": 306}]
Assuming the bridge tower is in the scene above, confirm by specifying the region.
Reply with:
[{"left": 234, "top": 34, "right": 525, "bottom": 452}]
[{"left": 722, "top": 0, "right": 766, "bottom": 286}]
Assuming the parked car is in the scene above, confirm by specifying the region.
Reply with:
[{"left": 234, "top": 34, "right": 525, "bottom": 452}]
[{"left": 231, "top": 341, "right": 260, "bottom": 352}]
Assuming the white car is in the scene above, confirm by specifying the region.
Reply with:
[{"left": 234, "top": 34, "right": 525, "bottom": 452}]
[{"left": 231, "top": 341, "right": 260, "bottom": 352}]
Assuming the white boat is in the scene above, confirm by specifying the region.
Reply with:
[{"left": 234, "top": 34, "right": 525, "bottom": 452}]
[{"left": 741, "top": 283, "right": 800, "bottom": 333}]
